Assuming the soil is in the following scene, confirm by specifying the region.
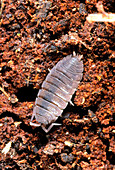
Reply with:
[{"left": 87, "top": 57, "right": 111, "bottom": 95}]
[{"left": 0, "top": 0, "right": 114, "bottom": 169}]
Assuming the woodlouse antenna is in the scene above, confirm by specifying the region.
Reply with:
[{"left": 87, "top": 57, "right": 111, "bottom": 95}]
[
  {"left": 73, "top": 51, "right": 76, "bottom": 57},
  {"left": 73, "top": 51, "right": 83, "bottom": 61},
  {"left": 41, "top": 123, "right": 61, "bottom": 133}
]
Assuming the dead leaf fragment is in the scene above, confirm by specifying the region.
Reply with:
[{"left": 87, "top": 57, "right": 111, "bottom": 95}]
[
  {"left": 18, "top": 159, "right": 27, "bottom": 164},
  {"left": 86, "top": 13, "right": 115, "bottom": 23},
  {"left": 14, "top": 121, "right": 22, "bottom": 127},
  {"left": 64, "top": 141, "right": 74, "bottom": 147},
  {"left": 86, "top": 1, "right": 115, "bottom": 24},
  {"left": 2, "top": 141, "right": 12, "bottom": 154},
  {"left": 0, "top": 123, "right": 3, "bottom": 127},
  {"left": 43, "top": 144, "right": 55, "bottom": 155}
]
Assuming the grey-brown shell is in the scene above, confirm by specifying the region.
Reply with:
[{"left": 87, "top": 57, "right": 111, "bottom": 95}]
[{"left": 31, "top": 53, "right": 83, "bottom": 126}]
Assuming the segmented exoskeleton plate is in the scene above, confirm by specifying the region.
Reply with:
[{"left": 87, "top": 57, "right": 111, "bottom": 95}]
[{"left": 30, "top": 52, "right": 83, "bottom": 132}]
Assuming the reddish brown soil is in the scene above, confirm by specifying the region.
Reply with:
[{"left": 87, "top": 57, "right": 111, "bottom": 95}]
[{"left": 0, "top": 0, "right": 114, "bottom": 169}]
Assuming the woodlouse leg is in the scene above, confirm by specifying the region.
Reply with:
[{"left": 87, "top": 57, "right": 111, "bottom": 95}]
[
  {"left": 30, "top": 113, "right": 35, "bottom": 122},
  {"left": 41, "top": 123, "right": 61, "bottom": 133},
  {"left": 48, "top": 68, "right": 51, "bottom": 72},
  {"left": 69, "top": 100, "right": 74, "bottom": 106}
]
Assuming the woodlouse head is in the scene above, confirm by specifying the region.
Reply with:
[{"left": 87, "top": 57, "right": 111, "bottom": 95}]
[
  {"left": 61, "top": 52, "right": 83, "bottom": 74},
  {"left": 73, "top": 51, "right": 83, "bottom": 61}
]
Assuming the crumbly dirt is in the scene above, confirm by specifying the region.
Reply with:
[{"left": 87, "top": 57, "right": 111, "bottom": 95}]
[{"left": 0, "top": 0, "right": 115, "bottom": 169}]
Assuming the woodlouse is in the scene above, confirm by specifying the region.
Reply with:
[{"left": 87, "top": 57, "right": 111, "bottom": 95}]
[{"left": 30, "top": 52, "right": 83, "bottom": 132}]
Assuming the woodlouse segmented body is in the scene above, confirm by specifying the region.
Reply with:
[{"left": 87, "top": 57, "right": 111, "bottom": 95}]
[{"left": 30, "top": 52, "right": 83, "bottom": 132}]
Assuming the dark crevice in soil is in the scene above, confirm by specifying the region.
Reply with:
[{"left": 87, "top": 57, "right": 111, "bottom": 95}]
[
  {"left": 16, "top": 86, "right": 38, "bottom": 102},
  {"left": 99, "top": 134, "right": 114, "bottom": 164},
  {"left": 106, "top": 151, "right": 115, "bottom": 164},
  {"left": 0, "top": 66, "right": 12, "bottom": 75}
]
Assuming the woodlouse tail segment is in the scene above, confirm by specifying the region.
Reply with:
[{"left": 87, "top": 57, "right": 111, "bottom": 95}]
[
  {"left": 30, "top": 113, "right": 41, "bottom": 127},
  {"left": 30, "top": 122, "right": 41, "bottom": 127}
]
